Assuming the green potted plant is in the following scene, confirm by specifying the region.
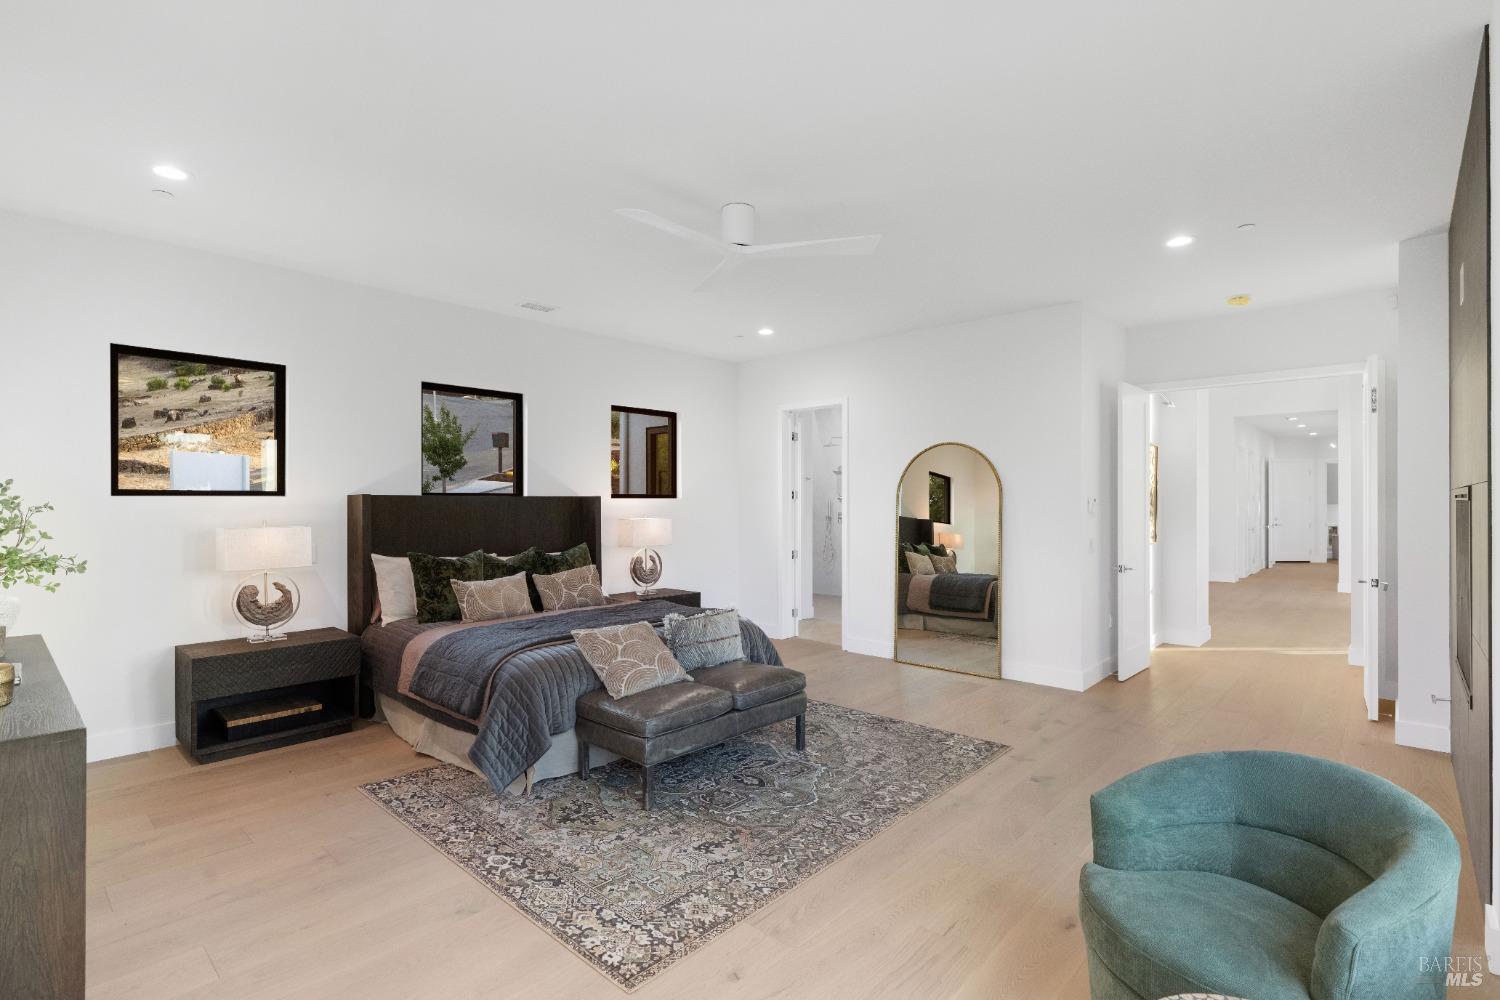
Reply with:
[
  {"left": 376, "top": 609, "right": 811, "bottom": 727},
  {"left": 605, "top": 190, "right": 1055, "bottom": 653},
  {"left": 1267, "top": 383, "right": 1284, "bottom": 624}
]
[{"left": 0, "top": 480, "right": 86, "bottom": 655}]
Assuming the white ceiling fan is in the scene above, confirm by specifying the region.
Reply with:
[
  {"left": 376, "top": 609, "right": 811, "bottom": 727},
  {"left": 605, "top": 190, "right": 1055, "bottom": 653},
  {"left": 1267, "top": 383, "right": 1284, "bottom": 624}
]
[{"left": 616, "top": 202, "right": 881, "bottom": 291}]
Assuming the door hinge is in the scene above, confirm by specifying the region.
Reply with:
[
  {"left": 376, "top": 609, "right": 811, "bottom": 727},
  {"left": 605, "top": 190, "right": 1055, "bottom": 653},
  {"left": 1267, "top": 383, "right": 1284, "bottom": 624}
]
[
  {"left": 791, "top": 607, "right": 799, "bottom": 619},
  {"left": 791, "top": 489, "right": 798, "bottom": 500},
  {"left": 791, "top": 431, "right": 799, "bottom": 442},
  {"left": 791, "top": 549, "right": 798, "bottom": 560},
  {"left": 1369, "top": 387, "right": 1378, "bottom": 414}
]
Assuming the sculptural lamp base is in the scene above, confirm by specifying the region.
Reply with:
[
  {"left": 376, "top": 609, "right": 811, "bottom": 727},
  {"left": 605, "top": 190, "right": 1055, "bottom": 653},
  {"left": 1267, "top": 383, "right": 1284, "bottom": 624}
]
[
  {"left": 629, "top": 546, "right": 664, "bottom": 597},
  {"left": 232, "top": 571, "right": 301, "bottom": 644}
]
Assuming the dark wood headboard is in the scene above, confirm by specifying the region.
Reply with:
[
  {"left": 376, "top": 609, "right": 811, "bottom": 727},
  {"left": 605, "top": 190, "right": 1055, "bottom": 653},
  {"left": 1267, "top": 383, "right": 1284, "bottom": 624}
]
[
  {"left": 898, "top": 515, "right": 934, "bottom": 550},
  {"left": 346, "top": 494, "right": 602, "bottom": 636}
]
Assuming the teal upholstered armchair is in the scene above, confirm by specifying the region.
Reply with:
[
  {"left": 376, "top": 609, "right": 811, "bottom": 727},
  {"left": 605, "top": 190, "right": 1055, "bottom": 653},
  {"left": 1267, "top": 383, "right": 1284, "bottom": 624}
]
[{"left": 1079, "top": 751, "right": 1461, "bottom": 1000}]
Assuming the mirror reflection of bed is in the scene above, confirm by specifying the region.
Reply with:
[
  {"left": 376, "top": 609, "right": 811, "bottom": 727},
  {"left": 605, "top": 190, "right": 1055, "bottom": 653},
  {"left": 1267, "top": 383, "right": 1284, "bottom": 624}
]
[{"left": 894, "top": 443, "right": 1001, "bottom": 678}]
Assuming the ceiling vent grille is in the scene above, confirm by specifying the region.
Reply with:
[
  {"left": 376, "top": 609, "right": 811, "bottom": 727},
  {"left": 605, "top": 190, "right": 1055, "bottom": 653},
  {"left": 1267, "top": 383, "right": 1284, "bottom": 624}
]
[{"left": 518, "top": 301, "right": 558, "bottom": 313}]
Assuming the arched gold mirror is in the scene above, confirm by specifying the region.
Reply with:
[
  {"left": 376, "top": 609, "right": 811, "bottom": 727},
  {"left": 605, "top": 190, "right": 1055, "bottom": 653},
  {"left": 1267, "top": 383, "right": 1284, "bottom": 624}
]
[{"left": 894, "top": 443, "right": 1002, "bottom": 678}]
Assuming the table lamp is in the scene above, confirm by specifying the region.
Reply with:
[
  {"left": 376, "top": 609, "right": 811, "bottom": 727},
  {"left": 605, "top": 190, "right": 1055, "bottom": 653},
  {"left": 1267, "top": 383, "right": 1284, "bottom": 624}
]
[
  {"left": 617, "top": 517, "right": 672, "bottom": 595},
  {"left": 216, "top": 525, "right": 314, "bottom": 642},
  {"left": 937, "top": 531, "right": 963, "bottom": 551}
]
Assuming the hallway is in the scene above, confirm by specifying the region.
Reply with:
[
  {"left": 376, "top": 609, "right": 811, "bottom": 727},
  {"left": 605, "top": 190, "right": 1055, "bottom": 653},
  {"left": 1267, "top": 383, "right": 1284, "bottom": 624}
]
[{"left": 1203, "top": 561, "right": 1350, "bottom": 652}]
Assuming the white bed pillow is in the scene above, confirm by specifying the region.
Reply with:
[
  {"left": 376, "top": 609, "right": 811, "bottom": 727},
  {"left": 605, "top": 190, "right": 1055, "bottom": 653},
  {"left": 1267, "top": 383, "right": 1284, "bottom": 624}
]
[{"left": 371, "top": 552, "right": 418, "bottom": 624}]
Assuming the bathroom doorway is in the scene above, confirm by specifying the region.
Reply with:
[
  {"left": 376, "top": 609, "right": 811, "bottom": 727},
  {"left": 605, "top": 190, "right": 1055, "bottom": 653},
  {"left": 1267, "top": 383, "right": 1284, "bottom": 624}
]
[{"left": 781, "top": 403, "right": 846, "bottom": 647}]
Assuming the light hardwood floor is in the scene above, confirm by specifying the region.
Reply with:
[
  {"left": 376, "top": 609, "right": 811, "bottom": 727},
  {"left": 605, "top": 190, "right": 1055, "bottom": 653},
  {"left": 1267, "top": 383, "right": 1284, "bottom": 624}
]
[{"left": 86, "top": 564, "right": 1496, "bottom": 999}]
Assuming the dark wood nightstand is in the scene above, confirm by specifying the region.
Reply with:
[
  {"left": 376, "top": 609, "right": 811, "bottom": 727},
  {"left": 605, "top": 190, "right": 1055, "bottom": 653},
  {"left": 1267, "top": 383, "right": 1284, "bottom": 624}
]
[
  {"left": 175, "top": 626, "right": 359, "bottom": 763},
  {"left": 609, "top": 588, "right": 702, "bottom": 609}
]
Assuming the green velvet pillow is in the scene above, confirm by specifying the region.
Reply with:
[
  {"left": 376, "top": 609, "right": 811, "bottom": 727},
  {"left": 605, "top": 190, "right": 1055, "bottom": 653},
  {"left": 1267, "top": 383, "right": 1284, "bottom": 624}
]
[
  {"left": 554, "top": 542, "right": 592, "bottom": 572},
  {"left": 409, "top": 550, "right": 487, "bottom": 623}
]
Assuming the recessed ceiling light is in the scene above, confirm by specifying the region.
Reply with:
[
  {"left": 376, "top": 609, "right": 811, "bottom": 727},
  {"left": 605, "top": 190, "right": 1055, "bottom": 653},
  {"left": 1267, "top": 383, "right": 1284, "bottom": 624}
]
[
  {"left": 1309, "top": 432, "right": 1318, "bottom": 437},
  {"left": 1226, "top": 294, "right": 1251, "bottom": 307},
  {"left": 1165, "top": 234, "right": 1194, "bottom": 248},
  {"left": 151, "top": 164, "right": 189, "bottom": 181},
  {"left": 1330, "top": 442, "right": 1337, "bottom": 449},
  {"left": 1298, "top": 424, "right": 1307, "bottom": 429},
  {"left": 1286, "top": 416, "right": 1299, "bottom": 422},
  {"left": 757, "top": 327, "right": 774, "bottom": 336}
]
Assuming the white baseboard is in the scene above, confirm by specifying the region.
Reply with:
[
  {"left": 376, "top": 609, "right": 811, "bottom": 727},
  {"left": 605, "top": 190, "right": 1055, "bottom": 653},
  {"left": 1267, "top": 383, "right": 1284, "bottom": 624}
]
[
  {"left": 1485, "top": 904, "right": 1498, "bottom": 975},
  {"left": 1158, "top": 626, "right": 1211, "bottom": 647},
  {"left": 1209, "top": 571, "right": 1238, "bottom": 584},
  {"left": 87, "top": 720, "right": 175, "bottom": 763},
  {"left": 1393, "top": 712, "right": 1451, "bottom": 754},
  {"left": 843, "top": 633, "right": 892, "bottom": 658},
  {"left": 1003, "top": 657, "right": 1113, "bottom": 692}
]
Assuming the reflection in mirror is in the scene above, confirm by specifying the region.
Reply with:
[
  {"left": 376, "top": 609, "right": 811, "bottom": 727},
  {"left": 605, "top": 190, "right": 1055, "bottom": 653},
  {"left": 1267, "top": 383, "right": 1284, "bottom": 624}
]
[
  {"left": 894, "top": 443, "right": 1001, "bottom": 678},
  {"left": 611, "top": 406, "right": 677, "bottom": 498}
]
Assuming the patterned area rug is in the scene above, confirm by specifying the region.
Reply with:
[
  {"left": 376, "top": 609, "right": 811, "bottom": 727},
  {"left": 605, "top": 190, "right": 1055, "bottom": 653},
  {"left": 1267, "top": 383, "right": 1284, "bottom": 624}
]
[{"left": 361, "top": 700, "right": 1007, "bottom": 991}]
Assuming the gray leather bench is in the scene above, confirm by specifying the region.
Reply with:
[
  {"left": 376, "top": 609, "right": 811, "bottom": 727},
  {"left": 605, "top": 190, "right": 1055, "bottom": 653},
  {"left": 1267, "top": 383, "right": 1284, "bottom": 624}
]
[{"left": 575, "top": 660, "right": 807, "bottom": 809}]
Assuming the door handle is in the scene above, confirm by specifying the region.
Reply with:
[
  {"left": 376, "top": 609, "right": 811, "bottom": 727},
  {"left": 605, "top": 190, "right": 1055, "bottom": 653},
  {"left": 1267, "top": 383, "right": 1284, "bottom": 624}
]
[{"left": 1431, "top": 694, "right": 1452, "bottom": 705}]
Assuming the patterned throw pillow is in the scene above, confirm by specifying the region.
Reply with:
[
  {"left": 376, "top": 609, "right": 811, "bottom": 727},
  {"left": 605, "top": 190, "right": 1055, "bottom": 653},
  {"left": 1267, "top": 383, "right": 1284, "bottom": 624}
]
[
  {"left": 904, "top": 551, "right": 937, "bottom": 576},
  {"left": 450, "top": 571, "right": 533, "bottom": 623},
  {"left": 553, "top": 542, "right": 592, "bottom": 571},
  {"left": 408, "top": 550, "right": 487, "bottom": 623},
  {"left": 572, "top": 621, "right": 691, "bottom": 699},
  {"left": 663, "top": 608, "right": 745, "bottom": 669},
  {"left": 534, "top": 564, "right": 608, "bottom": 611},
  {"left": 930, "top": 553, "right": 958, "bottom": 574}
]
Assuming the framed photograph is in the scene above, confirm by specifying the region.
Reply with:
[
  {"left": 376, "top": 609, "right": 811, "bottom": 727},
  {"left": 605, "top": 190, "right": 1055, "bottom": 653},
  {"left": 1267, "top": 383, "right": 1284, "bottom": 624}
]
[
  {"left": 111, "top": 344, "right": 285, "bottom": 496},
  {"left": 611, "top": 405, "right": 677, "bottom": 498},
  {"left": 928, "top": 470, "right": 952, "bottom": 523},
  {"left": 1149, "top": 443, "right": 1159, "bottom": 543},
  {"left": 421, "top": 382, "right": 524, "bottom": 494}
]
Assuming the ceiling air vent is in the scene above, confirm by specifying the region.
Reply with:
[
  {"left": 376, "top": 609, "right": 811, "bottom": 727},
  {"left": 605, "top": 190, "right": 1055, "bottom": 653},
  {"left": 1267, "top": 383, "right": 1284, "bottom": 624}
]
[{"left": 518, "top": 301, "right": 558, "bottom": 313}]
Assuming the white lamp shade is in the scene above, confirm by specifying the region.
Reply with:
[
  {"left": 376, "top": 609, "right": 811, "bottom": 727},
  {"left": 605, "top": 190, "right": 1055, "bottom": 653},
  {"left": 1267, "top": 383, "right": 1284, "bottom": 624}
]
[
  {"left": 937, "top": 531, "right": 963, "bottom": 549},
  {"left": 617, "top": 517, "right": 672, "bottom": 547},
  {"left": 216, "top": 526, "right": 314, "bottom": 571}
]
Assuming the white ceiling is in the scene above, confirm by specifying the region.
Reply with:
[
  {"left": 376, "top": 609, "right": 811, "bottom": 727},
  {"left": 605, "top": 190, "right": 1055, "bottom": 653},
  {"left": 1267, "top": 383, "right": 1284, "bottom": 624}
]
[
  {"left": 0, "top": 2, "right": 1487, "bottom": 360},
  {"left": 1243, "top": 410, "right": 1339, "bottom": 440}
]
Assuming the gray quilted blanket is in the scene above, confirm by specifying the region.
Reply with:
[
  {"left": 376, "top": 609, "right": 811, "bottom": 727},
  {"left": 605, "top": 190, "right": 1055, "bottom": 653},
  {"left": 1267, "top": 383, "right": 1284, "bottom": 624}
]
[
  {"left": 929, "top": 572, "right": 996, "bottom": 613},
  {"left": 408, "top": 601, "right": 782, "bottom": 793}
]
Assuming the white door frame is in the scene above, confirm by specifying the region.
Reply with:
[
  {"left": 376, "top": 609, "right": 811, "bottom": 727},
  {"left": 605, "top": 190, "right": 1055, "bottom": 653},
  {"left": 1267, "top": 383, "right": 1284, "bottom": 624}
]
[
  {"left": 1137, "top": 359, "right": 1382, "bottom": 691},
  {"left": 1117, "top": 382, "right": 1152, "bottom": 681},
  {"left": 776, "top": 398, "right": 850, "bottom": 644}
]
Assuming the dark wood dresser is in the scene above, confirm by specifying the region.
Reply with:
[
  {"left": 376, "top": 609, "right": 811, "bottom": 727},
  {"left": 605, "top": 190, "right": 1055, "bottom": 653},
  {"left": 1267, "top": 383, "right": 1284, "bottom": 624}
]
[{"left": 0, "top": 634, "right": 86, "bottom": 999}]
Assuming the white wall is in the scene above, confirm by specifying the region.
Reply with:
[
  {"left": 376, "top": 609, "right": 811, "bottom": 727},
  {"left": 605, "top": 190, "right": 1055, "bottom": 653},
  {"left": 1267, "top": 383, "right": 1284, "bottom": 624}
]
[
  {"left": 1125, "top": 289, "right": 1398, "bottom": 385},
  {"left": 0, "top": 210, "right": 744, "bottom": 760},
  {"left": 739, "top": 303, "right": 1119, "bottom": 691},
  {"left": 1394, "top": 231, "right": 1452, "bottom": 752}
]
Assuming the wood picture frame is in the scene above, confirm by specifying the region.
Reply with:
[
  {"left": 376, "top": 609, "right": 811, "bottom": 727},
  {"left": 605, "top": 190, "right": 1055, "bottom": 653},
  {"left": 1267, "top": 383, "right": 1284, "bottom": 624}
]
[
  {"left": 111, "top": 344, "right": 286, "bottom": 496},
  {"left": 928, "top": 470, "right": 952, "bottom": 524}
]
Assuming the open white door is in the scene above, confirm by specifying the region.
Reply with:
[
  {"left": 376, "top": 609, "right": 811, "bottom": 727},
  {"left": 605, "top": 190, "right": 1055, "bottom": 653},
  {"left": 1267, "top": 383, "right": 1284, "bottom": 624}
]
[
  {"left": 1117, "top": 382, "right": 1151, "bottom": 680},
  {"left": 1360, "top": 356, "right": 1384, "bottom": 720}
]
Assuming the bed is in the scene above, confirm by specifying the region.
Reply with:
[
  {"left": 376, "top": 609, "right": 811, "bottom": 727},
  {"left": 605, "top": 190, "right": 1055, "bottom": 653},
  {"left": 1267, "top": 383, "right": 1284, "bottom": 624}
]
[
  {"left": 347, "top": 494, "right": 781, "bottom": 795},
  {"left": 895, "top": 515, "right": 997, "bottom": 632}
]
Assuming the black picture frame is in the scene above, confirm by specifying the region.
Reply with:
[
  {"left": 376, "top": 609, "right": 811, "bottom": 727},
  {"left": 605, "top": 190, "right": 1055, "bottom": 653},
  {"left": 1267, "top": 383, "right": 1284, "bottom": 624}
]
[
  {"left": 111, "top": 344, "right": 287, "bottom": 496},
  {"left": 928, "top": 471, "right": 952, "bottom": 523},
  {"left": 419, "top": 382, "right": 525, "bottom": 495},
  {"left": 611, "top": 405, "right": 678, "bottom": 498}
]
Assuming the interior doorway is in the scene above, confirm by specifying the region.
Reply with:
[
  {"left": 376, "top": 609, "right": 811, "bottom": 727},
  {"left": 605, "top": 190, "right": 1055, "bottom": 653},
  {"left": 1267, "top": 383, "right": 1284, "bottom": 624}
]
[
  {"left": 780, "top": 402, "right": 846, "bottom": 647},
  {"left": 1120, "top": 364, "right": 1384, "bottom": 721}
]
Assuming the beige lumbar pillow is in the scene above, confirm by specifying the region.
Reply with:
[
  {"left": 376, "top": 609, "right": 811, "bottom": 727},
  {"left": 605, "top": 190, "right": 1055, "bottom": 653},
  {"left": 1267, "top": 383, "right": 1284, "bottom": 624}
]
[
  {"left": 371, "top": 552, "right": 418, "bottom": 624},
  {"left": 535, "top": 564, "right": 608, "bottom": 611},
  {"left": 572, "top": 621, "right": 691, "bottom": 699},
  {"left": 450, "top": 571, "right": 533, "bottom": 623},
  {"left": 904, "top": 551, "right": 937, "bottom": 575}
]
